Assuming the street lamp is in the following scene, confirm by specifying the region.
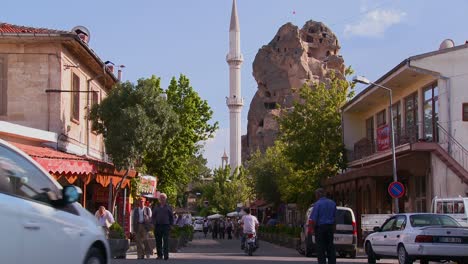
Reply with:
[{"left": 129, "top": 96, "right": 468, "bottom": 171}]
[{"left": 352, "top": 75, "right": 399, "bottom": 214}]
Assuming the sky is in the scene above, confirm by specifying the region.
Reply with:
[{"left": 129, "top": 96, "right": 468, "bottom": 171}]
[{"left": 3, "top": 0, "right": 468, "bottom": 170}]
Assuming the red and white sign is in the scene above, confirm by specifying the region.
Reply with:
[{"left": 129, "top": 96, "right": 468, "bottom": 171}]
[
  {"left": 377, "top": 125, "right": 390, "bottom": 151},
  {"left": 138, "top": 175, "right": 158, "bottom": 198}
]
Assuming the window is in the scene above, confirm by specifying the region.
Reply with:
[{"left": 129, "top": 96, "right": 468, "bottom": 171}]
[
  {"left": 0, "top": 145, "right": 61, "bottom": 206},
  {"left": 306, "top": 35, "right": 313, "bottom": 42},
  {"left": 391, "top": 102, "right": 401, "bottom": 143},
  {"left": 91, "top": 90, "right": 99, "bottom": 107},
  {"left": 393, "top": 215, "right": 406, "bottom": 231},
  {"left": 381, "top": 217, "right": 396, "bottom": 231},
  {"left": 71, "top": 73, "right": 80, "bottom": 122},
  {"left": 463, "top": 103, "right": 468, "bottom": 121},
  {"left": 376, "top": 109, "right": 386, "bottom": 127},
  {"left": 259, "top": 119, "right": 264, "bottom": 127},
  {"left": 423, "top": 83, "right": 439, "bottom": 141},
  {"left": 404, "top": 92, "right": 418, "bottom": 139},
  {"left": 366, "top": 117, "right": 374, "bottom": 142},
  {"left": 415, "top": 176, "right": 426, "bottom": 212},
  {"left": 264, "top": 102, "right": 276, "bottom": 110},
  {"left": 0, "top": 56, "right": 6, "bottom": 115}
]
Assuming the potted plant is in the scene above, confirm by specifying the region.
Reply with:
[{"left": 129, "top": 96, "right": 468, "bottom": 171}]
[
  {"left": 108, "top": 222, "right": 130, "bottom": 259},
  {"left": 168, "top": 226, "right": 181, "bottom": 252}
]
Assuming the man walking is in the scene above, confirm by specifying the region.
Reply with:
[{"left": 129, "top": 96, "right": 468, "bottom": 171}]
[
  {"left": 132, "top": 199, "right": 152, "bottom": 259},
  {"left": 308, "top": 188, "right": 337, "bottom": 264},
  {"left": 152, "top": 193, "right": 174, "bottom": 260}
]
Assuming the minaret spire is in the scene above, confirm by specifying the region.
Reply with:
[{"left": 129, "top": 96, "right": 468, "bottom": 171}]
[{"left": 226, "top": 0, "right": 243, "bottom": 170}]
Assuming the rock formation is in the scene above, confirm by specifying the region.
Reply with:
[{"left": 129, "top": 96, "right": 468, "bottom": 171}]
[{"left": 242, "top": 20, "right": 345, "bottom": 161}]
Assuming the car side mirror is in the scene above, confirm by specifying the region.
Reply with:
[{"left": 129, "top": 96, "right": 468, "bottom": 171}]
[
  {"left": 373, "top": 226, "right": 381, "bottom": 232},
  {"left": 62, "top": 185, "right": 82, "bottom": 204}
]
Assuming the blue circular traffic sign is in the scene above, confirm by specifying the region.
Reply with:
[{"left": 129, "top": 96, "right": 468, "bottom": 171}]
[{"left": 388, "top": 181, "right": 405, "bottom": 199}]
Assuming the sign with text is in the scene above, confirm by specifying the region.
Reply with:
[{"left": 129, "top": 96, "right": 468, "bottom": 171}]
[
  {"left": 138, "top": 175, "right": 158, "bottom": 198},
  {"left": 377, "top": 124, "right": 390, "bottom": 151}
]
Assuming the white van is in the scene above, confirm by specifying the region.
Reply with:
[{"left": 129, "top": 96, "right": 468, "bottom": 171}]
[
  {"left": 298, "top": 206, "right": 357, "bottom": 258},
  {"left": 432, "top": 196, "right": 468, "bottom": 227}
]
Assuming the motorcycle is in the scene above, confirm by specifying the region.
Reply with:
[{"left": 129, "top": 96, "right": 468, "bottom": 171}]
[{"left": 244, "top": 232, "right": 257, "bottom": 256}]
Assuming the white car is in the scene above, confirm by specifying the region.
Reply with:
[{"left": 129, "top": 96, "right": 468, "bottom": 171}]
[
  {"left": 193, "top": 219, "right": 204, "bottom": 232},
  {"left": 0, "top": 139, "right": 110, "bottom": 264},
  {"left": 365, "top": 213, "right": 468, "bottom": 264}
]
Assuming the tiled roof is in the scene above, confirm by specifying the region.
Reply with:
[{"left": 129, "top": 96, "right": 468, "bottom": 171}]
[{"left": 0, "top": 22, "right": 69, "bottom": 34}]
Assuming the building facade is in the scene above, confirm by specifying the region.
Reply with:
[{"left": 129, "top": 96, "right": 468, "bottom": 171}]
[
  {"left": 326, "top": 41, "right": 468, "bottom": 239},
  {"left": 0, "top": 23, "right": 135, "bottom": 229}
]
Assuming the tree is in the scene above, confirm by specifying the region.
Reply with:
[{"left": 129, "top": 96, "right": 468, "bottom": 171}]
[
  {"left": 277, "top": 68, "right": 355, "bottom": 208},
  {"left": 195, "top": 166, "right": 253, "bottom": 215},
  {"left": 143, "top": 75, "right": 218, "bottom": 202},
  {"left": 89, "top": 76, "right": 180, "bottom": 214},
  {"left": 247, "top": 142, "right": 291, "bottom": 206}
]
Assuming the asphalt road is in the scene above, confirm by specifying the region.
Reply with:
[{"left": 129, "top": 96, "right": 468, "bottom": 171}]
[{"left": 111, "top": 232, "right": 399, "bottom": 264}]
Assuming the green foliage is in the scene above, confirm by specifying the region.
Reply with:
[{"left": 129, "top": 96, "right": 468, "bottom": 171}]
[
  {"left": 143, "top": 74, "right": 218, "bottom": 199},
  {"left": 247, "top": 142, "right": 292, "bottom": 206},
  {"left": 109, "top": 222, "right": 125, "bottom": 239},
  {"left": 195, "top": 166, "right": 253, "bottom": 215},
  {"left": 274, "top": 67, "right": 355, "bottom": 208}
]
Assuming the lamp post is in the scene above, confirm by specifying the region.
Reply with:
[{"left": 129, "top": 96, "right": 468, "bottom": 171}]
[{"left": 352, "top": 76, "right": 399, "bottom": 214}]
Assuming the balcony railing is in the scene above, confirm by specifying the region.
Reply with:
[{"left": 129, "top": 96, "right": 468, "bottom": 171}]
[{"left": 349, "top": 125, "right": 419, "bottom": 162}]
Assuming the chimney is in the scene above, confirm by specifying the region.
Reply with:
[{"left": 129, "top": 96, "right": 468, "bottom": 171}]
[{"left": 107, "top": 65, "right": 114, "bottom": 73}]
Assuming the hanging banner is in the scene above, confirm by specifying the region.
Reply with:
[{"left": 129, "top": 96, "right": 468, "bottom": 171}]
[
  {"left": 138, "top": 175, "right": 158, "bottom": 198},
  {"left": 377, "top": 124, "right": 390, "bottom": 151}
]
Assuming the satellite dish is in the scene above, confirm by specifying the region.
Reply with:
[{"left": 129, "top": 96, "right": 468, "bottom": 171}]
[
  {"left": 439, "top": 39, "right": 454, "bottom": 50},
  {"left": 71, "top": 25, "right": 91, "bottom": 44}
]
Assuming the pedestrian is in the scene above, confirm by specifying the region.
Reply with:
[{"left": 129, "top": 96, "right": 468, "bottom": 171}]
[
  {"left": 226, "top": 218, "right": 233, "bottom": 239},
  {"left": 132, "top": 199, "right": 152, "bottom": 259},
  {"left": 219, "top": 218, "right": 226, "bottom": 239},
  {"left": 152, "top": 193, "right": 174, "bottom": 260},
  {"left": 203, "top": 219, "right": 209, "bottom": 238},
  {"left": 94, "top": 206, "right": 115, "bottom": 238},
  {"left": 212, "top": 219, "right": 219, "bottom": 239},
  {"left": 308, "top": 188, "right": 337, "bottom": 264}
]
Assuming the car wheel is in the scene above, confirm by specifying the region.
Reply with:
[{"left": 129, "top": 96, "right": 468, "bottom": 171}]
[
  {"left": 365, "top": 242, "right": 377, "bottom": 264},
  {"left": 349, "top": 249, "right": 357, "bottom": 259},
  {"left": 397, "top": 245, "right": 413, "bottom": 264},
  {"left": 84, "top": 247, "right": 105, "bottom": 264}
]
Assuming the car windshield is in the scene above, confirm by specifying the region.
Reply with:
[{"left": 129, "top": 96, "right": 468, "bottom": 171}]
[
  {"left": 195, "top": 220, "right": 203, "bottom": 224},
  {"left": 409, "top": 214, "right": 460, "bottom": 227},
  {"left": 336, "top": 209, "right": 353, "bottom": 225}
]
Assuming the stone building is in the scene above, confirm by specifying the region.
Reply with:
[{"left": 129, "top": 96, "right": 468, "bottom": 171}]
[
  {"left": 242, "top": 20, "right": 345, "bottom": 160},
  {"left": 0, "top": 23, "right": 136, "bottom": 230}
]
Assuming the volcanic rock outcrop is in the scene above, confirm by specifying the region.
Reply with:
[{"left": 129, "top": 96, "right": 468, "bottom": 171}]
[{"left": 242, "top": 20, "right": 345, "bottom": 161}]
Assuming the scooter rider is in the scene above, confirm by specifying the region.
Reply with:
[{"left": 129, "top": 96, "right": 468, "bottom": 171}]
[{"left": 240, "top": 207, "right": 259, "bottom": 249}]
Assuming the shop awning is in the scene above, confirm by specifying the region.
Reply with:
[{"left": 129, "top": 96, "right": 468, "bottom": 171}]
[{"left": 12, "top": 142, "right": 136, "bottom": 187}]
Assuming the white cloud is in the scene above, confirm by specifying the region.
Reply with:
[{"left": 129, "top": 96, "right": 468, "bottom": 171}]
[
  {"left": 201, "top": 127, "right": 229, "bottom": 170},
  {"left": 344, "top": 9, "right": 406, "bottom": 38}
]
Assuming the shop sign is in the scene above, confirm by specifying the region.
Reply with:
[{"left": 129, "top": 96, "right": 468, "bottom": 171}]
[
  {"left": 138, "top": 175, "right": 158, "bottom": 198},
  {"left": 377, "top": 124, "right": 390, "bottom": 151}
]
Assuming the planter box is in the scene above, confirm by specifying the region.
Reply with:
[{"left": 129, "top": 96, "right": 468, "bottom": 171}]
[
  {"left": 108, "top": 239, "right": 129, "bottom": 259},
  {"left": 168, "top": 238, "right": 179, "bottom": 253}
]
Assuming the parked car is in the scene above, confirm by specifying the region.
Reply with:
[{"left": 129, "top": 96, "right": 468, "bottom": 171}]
[
  {"left": 193, "top": 219, "right": 204, "bottom": 232},
  {"left": 298, "top": 205, "right": 357, "bottom": 258},
  {"left": 364, "top": 213, "right": 468, "bottom": 264},
  {"left": 0, "top": 139, "right": 110, "bottom": 264}
]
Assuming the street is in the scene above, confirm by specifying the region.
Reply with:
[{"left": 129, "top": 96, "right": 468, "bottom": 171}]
[{"left": 112, "top": 232, "right": 399, "bottom": 264}]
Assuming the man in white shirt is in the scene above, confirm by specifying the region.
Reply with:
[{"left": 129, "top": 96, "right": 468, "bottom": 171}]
[
  {"left": 240, "top": 208, "right": 259, "bottom": 249},
  {"left": 95, "top": 206, "right": 115, "bottom": 238}
]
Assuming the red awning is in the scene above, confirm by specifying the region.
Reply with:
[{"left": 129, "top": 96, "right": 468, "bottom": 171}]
[{"left": 11, "top": 142, "right": 136, "bottom": 187}]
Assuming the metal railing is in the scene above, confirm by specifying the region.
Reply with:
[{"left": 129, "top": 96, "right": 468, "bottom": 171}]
[
  {"left": 436, "top": 123, "right": 468, "bottom": 172},
  {"left": 350, "top": 125, "right": 419, "bottom": 161}
]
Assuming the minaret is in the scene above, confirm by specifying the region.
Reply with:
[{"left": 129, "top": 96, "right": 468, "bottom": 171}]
[
  {"left": 221, "top": 150, "right": 229, "bottom": 169},
  {"left": 226, "top": 0, "right": 244, "bottom": 170}
]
